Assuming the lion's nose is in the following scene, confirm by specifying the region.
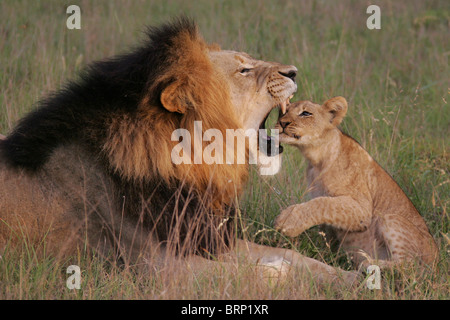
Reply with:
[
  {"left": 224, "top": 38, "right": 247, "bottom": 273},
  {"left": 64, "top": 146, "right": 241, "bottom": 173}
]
[{"left": 278, "top": 68, "right": 297, "bottom": 82}]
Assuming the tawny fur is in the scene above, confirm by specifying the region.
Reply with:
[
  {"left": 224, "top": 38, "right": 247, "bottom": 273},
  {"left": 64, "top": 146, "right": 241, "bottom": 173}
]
[
  {"left": 105, "top": 30, "right": 245, "bottom": 198},
  {"left": 0, "top": 20, "right": 358, "bottom": 285},
  {"left": 275, "top": 97, "right": 438, "bottom": 269}
]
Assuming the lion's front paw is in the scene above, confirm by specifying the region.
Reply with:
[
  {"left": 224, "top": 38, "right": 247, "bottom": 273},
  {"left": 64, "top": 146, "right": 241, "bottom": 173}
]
[{"left": 274, "top": 205, "right": 305, "bottom": 237}]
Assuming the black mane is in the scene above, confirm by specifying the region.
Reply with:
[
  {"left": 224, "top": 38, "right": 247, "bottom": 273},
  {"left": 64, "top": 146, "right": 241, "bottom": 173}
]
[{"left": 0, "top": 17, "right": 197, "bottom": 172}]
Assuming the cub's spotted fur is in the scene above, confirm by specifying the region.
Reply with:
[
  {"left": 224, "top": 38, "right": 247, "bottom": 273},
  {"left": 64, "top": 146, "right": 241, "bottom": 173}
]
[{"left": 275, "top": 97, "right": 438, "bottom": 269}]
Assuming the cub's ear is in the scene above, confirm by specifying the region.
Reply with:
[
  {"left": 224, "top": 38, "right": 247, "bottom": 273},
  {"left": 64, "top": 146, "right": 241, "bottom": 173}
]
[
  {"left": 323, "top": 96, "right": 348, "bottom": 126},
  {"left": 160, "top": 81, "right": 191, "bottom": 114}
]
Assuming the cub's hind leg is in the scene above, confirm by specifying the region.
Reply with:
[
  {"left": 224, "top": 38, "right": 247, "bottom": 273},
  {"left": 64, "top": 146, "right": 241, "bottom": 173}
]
[
  {"left": 371, "top": 214, "right": 438, "bottom": 268},
  {"left": 333, "top": 217, "right": 389, "bottom": 268}
]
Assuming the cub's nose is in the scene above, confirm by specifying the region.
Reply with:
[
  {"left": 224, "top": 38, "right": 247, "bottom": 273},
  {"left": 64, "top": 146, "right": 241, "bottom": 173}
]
[
  {"left": 278, "top": 67, "right": 297, "bottom": 82},
  {"left": 279, "top": 119, "right": 291, "bottom": 129}
]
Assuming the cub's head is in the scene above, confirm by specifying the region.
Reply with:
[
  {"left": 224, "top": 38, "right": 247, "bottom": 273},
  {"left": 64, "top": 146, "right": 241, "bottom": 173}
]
[{"left": 275, "top": 97, "right": 348, "bottom": 146}]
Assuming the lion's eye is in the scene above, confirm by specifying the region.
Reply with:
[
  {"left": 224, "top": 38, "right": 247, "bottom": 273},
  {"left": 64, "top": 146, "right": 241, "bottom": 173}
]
[
  {"left": 240, "top": 68, "right": 252, "bottom": 74},
  {"left": 299, "top": 111, "right": 312, "bottom": 117}
]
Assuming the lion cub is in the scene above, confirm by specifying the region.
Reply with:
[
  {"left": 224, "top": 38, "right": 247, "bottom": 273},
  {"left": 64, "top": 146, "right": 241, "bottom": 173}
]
[{"left": 274, "top": 97, "right": 438, "bottom": 269}]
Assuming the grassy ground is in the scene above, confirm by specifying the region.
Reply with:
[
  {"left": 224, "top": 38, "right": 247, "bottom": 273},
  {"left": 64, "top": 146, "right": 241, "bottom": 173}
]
[{"left": 0, "top": 0, "right": 448, "bottom": 299}]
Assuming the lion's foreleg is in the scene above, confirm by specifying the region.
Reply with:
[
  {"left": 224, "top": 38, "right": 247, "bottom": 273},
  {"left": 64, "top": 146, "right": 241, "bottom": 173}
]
[{"left": 234, "top": 239, "right": 359, "bottom": 285}]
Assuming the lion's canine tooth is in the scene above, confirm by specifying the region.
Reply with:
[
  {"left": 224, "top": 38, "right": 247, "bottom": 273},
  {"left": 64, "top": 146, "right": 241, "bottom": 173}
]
[
  {"left": 281, "top": 100, "right": 287, "bottom": 114},
  {"left": 280, "top": 97, "right": 292, "bottom": 114}
]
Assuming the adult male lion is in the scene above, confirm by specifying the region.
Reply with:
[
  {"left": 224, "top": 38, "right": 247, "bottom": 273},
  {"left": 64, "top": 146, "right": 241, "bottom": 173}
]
[{"left": 0, "top": 19, "right": 355, "bottom": 284}]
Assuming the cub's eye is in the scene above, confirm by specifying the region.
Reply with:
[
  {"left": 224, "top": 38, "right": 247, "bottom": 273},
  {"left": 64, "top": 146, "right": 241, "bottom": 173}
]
[
  {"left": 299, "top": 111, "right": 312, "bottom": 117},
  {"left": 240, "top": 68, "right": 252, "bottom": 74}
]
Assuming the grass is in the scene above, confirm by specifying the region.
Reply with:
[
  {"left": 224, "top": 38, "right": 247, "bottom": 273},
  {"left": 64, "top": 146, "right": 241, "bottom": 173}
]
[{"left": 0, "top": 0, "right": 449, "bottom": 299}]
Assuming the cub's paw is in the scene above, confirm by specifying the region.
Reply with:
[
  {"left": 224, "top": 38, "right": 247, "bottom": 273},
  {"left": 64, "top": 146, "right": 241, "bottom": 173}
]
[{"left": 274, "top": 205, "right": 305, "bottom": 237}]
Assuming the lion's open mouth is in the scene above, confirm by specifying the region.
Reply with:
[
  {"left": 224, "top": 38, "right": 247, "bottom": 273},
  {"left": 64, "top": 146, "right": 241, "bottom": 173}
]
[{"left": 258, "top": 95, "right": 293, "bottom": 156}]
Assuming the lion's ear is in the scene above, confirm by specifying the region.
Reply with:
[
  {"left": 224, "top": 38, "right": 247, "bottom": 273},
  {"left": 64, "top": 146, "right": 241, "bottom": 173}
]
[
  {"left": 323, "top": 96, "right": 348, "bottom": 126},
  {"left": 160, "top": 81, "right": 189, "bottom": 114}
]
